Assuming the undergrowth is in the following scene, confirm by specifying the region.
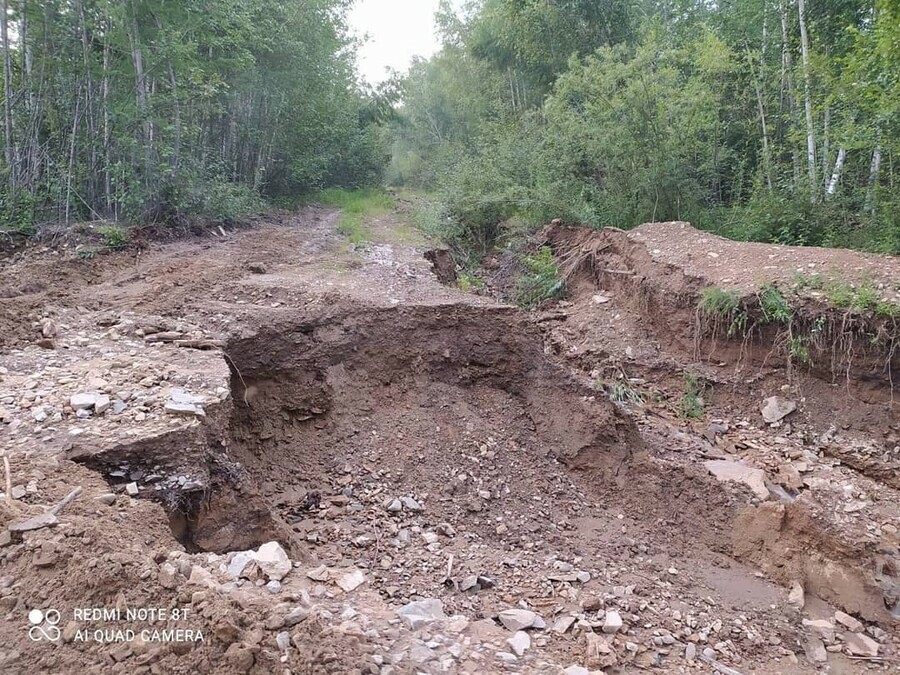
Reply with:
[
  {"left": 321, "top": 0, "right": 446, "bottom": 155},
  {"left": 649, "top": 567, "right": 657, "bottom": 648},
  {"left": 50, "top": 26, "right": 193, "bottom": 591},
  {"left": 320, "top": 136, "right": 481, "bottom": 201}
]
[
  {"left": 514, "top": 246, "right": 566, "bottom": 308},
  {"left": 680, "top": 372, "right": 709, "bottom": 418}
]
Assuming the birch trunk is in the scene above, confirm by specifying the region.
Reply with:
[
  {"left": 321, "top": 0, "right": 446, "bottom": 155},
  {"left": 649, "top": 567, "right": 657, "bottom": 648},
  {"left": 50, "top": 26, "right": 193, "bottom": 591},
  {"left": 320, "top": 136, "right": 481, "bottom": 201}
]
[{"left": 797, "top": 0, "right": 817, "bottom": 195}]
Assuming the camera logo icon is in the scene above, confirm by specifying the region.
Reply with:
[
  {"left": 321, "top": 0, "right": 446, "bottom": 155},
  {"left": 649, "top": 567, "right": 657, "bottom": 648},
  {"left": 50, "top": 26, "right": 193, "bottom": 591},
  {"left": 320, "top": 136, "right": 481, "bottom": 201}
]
[{"left": 28, "top": 609, "right": 61, "bottom": 642}]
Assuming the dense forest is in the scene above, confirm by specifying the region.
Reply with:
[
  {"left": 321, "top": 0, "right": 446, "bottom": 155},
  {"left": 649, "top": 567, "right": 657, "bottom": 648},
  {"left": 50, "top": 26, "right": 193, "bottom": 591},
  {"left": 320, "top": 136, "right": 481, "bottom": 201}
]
[
  {"left": 390, "top": 0, "right": 899, "bottom": 255},
  {"left": 0, "top": 0, "right": 896, "bottom": 258},
  {"left": 0, "top": 0, "right": 386, "bottom": 230}
]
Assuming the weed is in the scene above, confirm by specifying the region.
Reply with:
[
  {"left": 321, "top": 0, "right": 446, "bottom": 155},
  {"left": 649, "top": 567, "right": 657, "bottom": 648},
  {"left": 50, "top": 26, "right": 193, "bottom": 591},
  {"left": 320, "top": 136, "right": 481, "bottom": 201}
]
[
  {"left": 97, "top": 225, "right": 129, "bottom": 249},
  {"left": 851, "top": 282, "right": 878, "bottom": 311},
  {"left": 698, "top": 286, "right": 748, "bottom": 337},
  {"left": 758, "top": 283, "right": 792, "bottom": 324},
  {"left": 514, "top": 246, "right": 565, "bottom": 308},
  {"left": 679, "top": 372, "right": 709, "bottom": 418},
  {"left": 792, "top": 271, "right": 825, "bottom": 290},
  {"left": 458, "top": 273, "right": 485, "bottom": 292},
  {"left": 788, "top": 335, "right": 810, "bottom": 364},
  {"left": 602, "top": 381, "right": 644, "bottom": 405},
  {"left": 699, "top": 287, "right": 740, "bottom": 316}
]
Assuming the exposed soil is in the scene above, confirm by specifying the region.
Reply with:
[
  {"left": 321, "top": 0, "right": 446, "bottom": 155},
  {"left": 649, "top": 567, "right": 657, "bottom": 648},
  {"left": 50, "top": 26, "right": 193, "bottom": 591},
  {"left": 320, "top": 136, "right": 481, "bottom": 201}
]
[{"left": 0, "top": 210, "right": 897, "bottom": 674}]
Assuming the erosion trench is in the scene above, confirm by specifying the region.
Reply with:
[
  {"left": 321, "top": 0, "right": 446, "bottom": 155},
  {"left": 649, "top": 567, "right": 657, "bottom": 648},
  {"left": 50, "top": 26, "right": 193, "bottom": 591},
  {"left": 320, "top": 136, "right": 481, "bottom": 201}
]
[{"left": 1, "top": 212, "right": 898, "bottom": 674}]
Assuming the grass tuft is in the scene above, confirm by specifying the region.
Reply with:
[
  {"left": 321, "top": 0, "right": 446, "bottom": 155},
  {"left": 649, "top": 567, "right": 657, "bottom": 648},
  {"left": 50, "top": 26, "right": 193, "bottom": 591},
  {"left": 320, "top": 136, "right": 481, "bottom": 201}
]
[{"left": 314, "top": 188, "right": 393, "bottom": 245}]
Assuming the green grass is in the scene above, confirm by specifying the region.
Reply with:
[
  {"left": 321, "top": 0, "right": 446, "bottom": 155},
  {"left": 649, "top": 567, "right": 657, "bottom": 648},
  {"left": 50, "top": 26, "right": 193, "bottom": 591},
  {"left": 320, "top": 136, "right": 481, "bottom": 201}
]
[
  {"left": 679, "top": 372, "right": 709, "bottom": 418},
  {"left": 758, "top": 283, "right": 792, "bottom": 324},
  {"left": 313, "top": 188, "right": 393, "bottom": 245},
  {"left": 514, "top": 246, "right": 566, "bottom": 308}
]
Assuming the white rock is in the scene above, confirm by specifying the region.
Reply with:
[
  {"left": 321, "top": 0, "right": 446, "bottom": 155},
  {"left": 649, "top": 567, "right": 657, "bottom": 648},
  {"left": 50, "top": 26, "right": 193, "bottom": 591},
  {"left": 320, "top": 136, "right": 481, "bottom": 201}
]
[
  {"left": 336, "top": 568, "right": 366, "bottom": 592},
  {"left": 94, "top": 395, "right": 112, "bottom": 414},
  {"left": 254, "top": 541, "right": 292, "bottom": 581},
  {"left": 164, "top": 401, "right": 205, "bottom": 417},
  {"left": 788, "top": 580, "right": 805, "bottom": 609},
  {"left": 306, "top": 565, "right": 330, "bottom": 582},
  {"left": 761, "top": 396, "right": 796, "bottom": 423},
  {"left": 834, "top": 610, "right": 863, "bottom": 633},
  {"left": 125, "top": 482, "right": 139, "bottom": 496},
  {"left": 704, "top": 459, "right": 769, "bottom": 500},
  {"left": 684, "top": 643, "right": 697, "bottom": 661},
  {"left": 564, "top": 666, "right": 590, "bottom": 675},
  {"left": 266, "top": 580, "right": 282, "bottom": 594},
  {"left": 507, "top": 631, "right": 530, "bottom": 656},
  {"left": 275, "top": 631, "right": 291, "bottom": 651},
  {"left": 70, "top": 392, "right": 98, "bottom": 410},
  {"left": 401, "top": 496, "right": 423, "bottom": 511},
  {"left": 32, "top": 407, "right": 48, "bottom": 422},
  {"left": 553, "top": 615, "right": 576, "bottom": 635},
  {"left": 844, "top": 632, "right": 879, "bottom": 657},
  {"left": 397, "top": 599, "right": 445, "bottom": 630},
  {"left": 226, "top": 551, "right": 255, "bottom": 579},
  {"left": 497, "top": 609, "right": 537, "bottom": 631},
  {"left": 602, "top": 610, "right": 623, "bottom": 634}
]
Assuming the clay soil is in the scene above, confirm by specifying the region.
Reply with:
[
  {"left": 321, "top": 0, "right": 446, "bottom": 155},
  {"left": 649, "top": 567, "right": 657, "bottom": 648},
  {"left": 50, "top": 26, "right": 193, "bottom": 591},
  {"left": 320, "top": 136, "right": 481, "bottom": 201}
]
[{"left": 0, "top": 209, "right": 897, "bottom": 675}]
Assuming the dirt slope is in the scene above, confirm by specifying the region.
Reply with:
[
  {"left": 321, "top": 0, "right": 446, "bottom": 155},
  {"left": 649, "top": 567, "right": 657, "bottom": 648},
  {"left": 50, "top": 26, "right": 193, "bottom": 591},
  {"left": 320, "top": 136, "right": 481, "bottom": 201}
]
[{"left": 0, "top": 211, "right": 897, "bottom": 674}]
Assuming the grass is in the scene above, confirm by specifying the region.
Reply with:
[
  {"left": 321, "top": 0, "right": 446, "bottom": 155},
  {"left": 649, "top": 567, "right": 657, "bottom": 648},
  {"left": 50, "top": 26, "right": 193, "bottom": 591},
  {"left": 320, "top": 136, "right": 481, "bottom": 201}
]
[
  {"left": 792, "top": 272, "right": 900, "bottom": 317},
  {"left": 698, "top": 286, "right": 748, "bottom": 337},
  {"left": 514, "top": 246, "right": 566, "bottom": 308},
  {"left": 679, "top": 372, "right": 709, "bottom": 418},
  {"left": 758, "top": 283, "right": 792, "bottom": 324},
  {"left": 313, "top": 188, "right": 393, "bottom": 245}
]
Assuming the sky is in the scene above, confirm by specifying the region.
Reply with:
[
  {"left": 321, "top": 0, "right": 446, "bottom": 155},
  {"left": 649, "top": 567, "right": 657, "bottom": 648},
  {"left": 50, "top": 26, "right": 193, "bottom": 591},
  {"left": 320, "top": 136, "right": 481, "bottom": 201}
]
[{"left": 349, "top": 0, "right": 456, "bottom": 84}]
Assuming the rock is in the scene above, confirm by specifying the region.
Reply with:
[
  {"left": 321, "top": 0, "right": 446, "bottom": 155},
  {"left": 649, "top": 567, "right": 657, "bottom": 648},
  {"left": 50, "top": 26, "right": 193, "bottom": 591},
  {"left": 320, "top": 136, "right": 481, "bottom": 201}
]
[
  {"left": 564, "top": 667, "right": 590, "bottom": 675},
  {"left": 0, "top": 531, "right": 12, "bottom": 547},
  {"left": 602, "top": 610, "right": 623, "bottom": 634},
  {"left": 385, "top": 499, "right": 402, "bottom": 513},
  {"left": 306, "top": 565, "right": 330, "bottom": 582},
  {"left": 227, "top": 551, "right": 255, "bottom": 579},
  {"left": 844, "top": 632, "right": 878, "bottom": 657},
  {"left": 708, "top": 422, "right": 728, "bottom": 435},
  {"left": 97, "top": 493, "right": 117, "bottom": 506},
  {"left": 400, "top": 496, "right": 423, "bottom": 512},
  {"left": 11, "top": 485, "right": 26, "bottom": 500},
  {"left": 8, "top": 512, "right": 58, "bottom": 532},
  {"left": 158, "top": 562, "right": 178, "bottom": 589},
  {"left": 164, "top": 401, "right": 205, "bottom": 417},
  {"left": 788, "top": 580, "right": 805, "bottom": 609},
  {"left": 553, "top": 615, "right": 576, "bottom": 635},
  {"left": 70, "top": 393, "right": 98, "bottom": 410},
  {"left": 254, "top": 541, "right": 291, "bottom": 581},
  {"left": 704, "top": 459, "right": 769, "bottom": 500},
  {"left": 33, "top": 549, "right": 57, "bottom": 567},
  {"left": 576, "top": 571, "right": 591, "bottom": 584},
  {"left": 275, "top": 631, "right": 290, "bottom": 651},
  {"left": 684, "top": 643, "right": 697, "bottom": 661},
  {"left": 94, "top": 395, "right": 111, "bottom": 414},
  {"left": 460, "top": 575, "right": 479, "bottom": 591},
  {"left": 802, "top": 618, "right": 835, "bottom": 642},
  {"left": 761, "top": 396, "right": 796, "bottom": 424},
  {"left": 247, "top": 262, "right": 268, "bottom": 274},
  {"left": 591, "top": 294, "right": 611, "bottom": 305},
  {"left": 507, "top": 631, "right": 530, "bottom": 657},
  {"left": 497, "top": 609, "right": 537, "bottom": 632},
  {"left": 834, "top": 610, "right": 863, "bottom": 633},
  {"left": 32, "top": 407, "right": 48, "bottom": 423},
  {"left": 283, "top": 607, "right": 308, "bottom": 627},
  {"left": 125, "top": 482, "right": 139, "bottom": 496},
  {"left": 585, "top": 632, "right": 617, "bottom": 669},
  {"left": 804, "top": 638, "right": 827, "bottom": 664},
  {"left": 397, "top": 599, "right": 445, "bottom": 630},
  {"left": 40, "top": 318, "right": 57, "bottom": 338},
  {"left": 336, "top": 568, "right": 366, "bottom": 592},
  {"left": 266, "top": 580, "right": 282, "bottom": 594}
]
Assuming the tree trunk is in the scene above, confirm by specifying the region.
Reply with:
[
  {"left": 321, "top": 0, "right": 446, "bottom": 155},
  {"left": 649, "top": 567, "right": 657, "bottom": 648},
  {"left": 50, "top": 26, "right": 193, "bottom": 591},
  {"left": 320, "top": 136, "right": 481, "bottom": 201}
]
[
  {"left": 779, "top": 1, "right": 800, "bottom": 188},
  {"left": 865, "top": 144, "right": 882, "bottom": 213},
  {"left": 825, "top": 147, "right": 846, "bottom": 196},
  {"left": 797, "top": 0, "right": 817, "bottom": 196},
  {"left": 1, "top": 0, "right": 15, "bottom": 186}
]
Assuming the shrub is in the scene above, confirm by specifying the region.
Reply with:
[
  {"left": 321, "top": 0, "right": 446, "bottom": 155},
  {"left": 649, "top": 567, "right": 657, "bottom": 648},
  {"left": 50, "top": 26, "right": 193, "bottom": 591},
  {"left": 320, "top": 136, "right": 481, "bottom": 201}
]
[{"left": 514, "top": 246, "right": 565, "bottom": 308}]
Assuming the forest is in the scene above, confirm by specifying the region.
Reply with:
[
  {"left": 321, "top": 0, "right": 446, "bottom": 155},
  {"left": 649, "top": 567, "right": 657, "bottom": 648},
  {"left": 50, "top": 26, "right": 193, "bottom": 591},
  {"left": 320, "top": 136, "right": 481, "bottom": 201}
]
[
  {"left": 390, "top": 0, "right": 899, "bottom": 256},
  {"left": 0, "top": 0, "right": 385, "bottom": 230},
  {"left": 0, "top": 0, "right": 897, "bottom": 257}
]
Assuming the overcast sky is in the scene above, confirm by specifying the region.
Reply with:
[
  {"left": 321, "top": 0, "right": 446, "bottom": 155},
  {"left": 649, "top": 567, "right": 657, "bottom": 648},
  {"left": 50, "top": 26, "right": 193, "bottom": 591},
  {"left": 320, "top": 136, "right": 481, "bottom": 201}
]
[{"left": 349, "top": 0, "right": 459, "bottom": 84}]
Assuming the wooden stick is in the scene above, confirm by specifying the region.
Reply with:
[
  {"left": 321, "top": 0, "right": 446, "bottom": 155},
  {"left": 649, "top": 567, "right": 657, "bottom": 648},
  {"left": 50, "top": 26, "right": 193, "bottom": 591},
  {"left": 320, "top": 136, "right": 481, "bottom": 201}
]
[{"left": 49, "top": 486, "right": 83, "bottom": 515}]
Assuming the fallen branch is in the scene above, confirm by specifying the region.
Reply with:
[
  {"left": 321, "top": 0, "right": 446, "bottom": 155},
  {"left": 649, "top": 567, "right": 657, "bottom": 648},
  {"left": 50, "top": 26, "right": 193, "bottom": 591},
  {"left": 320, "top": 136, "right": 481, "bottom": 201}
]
[{"left": 49, "top": 486, "right": 83, "bottom": 515}]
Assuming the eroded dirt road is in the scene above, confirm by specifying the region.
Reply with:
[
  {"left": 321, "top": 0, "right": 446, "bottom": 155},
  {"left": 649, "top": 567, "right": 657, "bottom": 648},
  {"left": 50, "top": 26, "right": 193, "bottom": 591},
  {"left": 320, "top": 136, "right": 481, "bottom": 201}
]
[{"left": 0, "top": 208, "right": 897, "bottom": 674}]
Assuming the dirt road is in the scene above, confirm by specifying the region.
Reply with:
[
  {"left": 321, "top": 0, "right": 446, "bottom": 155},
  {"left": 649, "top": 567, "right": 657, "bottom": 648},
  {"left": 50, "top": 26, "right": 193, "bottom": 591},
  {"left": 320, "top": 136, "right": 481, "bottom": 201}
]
[{"left": 0, "top": 207, "right": 896, "bottom": 674}]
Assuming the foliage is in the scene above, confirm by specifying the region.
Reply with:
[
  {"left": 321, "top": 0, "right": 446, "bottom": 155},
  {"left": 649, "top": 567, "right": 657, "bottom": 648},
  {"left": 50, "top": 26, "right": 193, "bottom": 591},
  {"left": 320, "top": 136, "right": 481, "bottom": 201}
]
[
  {"left": 514, "top": 246, "right": 566, "bottom": 308},
  {"left": 390, "top": 0, "right": 900, "bottom": 257},
  {"left": 97, "top": 225, "right": 130, "bottom": 249},
  {"left": 758, "top": 285, "right": 793, "bottom": 324},
  {"left": 600, "top": 380, "right": 645, "bottom": 406}
]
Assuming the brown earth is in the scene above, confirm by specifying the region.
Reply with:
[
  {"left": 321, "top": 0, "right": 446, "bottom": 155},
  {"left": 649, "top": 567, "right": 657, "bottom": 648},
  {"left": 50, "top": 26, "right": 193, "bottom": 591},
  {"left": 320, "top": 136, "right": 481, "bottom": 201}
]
[{"left": 0, "top": 210, "right": 897, "bottom": 674}]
